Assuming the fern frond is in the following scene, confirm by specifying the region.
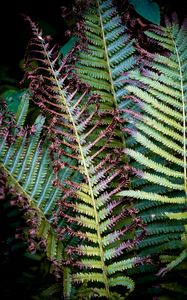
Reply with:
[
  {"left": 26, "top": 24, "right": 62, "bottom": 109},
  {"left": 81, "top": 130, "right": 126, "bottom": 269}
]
[
  {"left": 0, "top": 96, "right": 69, "bottom": 265},
  {"left": 76, "top": 0, "right": 137, "bottom": 151},
  {"left": 0, "top": 96, "right": 80, "bottom": 299},
  {"left": 118, "top": 18, "right": 187, "bottom": 275},
  {"left": 24, "top": 18, "right": 139, "bottom": 298}
]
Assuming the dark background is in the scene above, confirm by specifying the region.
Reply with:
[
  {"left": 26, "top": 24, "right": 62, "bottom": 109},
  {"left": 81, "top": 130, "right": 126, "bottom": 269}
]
[
  {"left": 0, "top": 0, "right": 69, "bottom": 88},
  {"left": 0, "top": 0, "right": 187, "bottom": 88}
]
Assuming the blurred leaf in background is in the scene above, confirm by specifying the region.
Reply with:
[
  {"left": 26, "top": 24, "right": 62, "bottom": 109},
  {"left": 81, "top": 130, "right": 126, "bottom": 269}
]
[
  {"left": 129, "top": 0, "right": 160, "bottom": 24},
  {"left": 1, "top": 90, "right": 23, "bottom": 113}
]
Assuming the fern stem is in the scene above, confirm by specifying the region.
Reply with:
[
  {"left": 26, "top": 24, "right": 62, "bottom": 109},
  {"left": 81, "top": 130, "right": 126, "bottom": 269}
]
[
  {"left": 172, "top": 38, "right": 187, "bottom": 198},
  {"left": 97, "top": 0, "right": 126, "bottom": 153},
  {"left": 41, "top": 37, "right": 110, "bottom": 297},
  {"left": 97, "top": 0, "right": 118, "bottom": 109}
]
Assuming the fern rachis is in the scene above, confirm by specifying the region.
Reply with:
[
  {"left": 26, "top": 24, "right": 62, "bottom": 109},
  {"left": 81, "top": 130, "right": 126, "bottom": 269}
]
[{"left": 75, "top": 0, "right": 137, "bottom": 156}]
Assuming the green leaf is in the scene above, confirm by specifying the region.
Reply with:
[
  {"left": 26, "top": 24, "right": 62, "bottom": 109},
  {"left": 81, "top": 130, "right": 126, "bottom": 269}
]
[
  {"left": 120, "top": 17, "right": 187, "bottom": 291},
  {"left": 0, "top": 96, "right": 73, "bottom": 293},
  {"left": 23, "top": 6, "right": 136, "bottom": 298},
  {"left": 129, "top": 0, "right": 160, "bottom": 25}
]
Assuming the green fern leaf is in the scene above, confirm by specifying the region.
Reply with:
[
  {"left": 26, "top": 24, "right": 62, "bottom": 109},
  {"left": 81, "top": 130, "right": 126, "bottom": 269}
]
[
  {"left": 0, "top": 95, "right": 73, "bottom": 297},
  {"left": 118, "top": 17, "right": 187, "bottom": 275},
  {"left": 76, "top": 0, "right": 137, "bottom": 151},
  {"left": 23, "top": 17, "right": 137, "bottom": 298}
]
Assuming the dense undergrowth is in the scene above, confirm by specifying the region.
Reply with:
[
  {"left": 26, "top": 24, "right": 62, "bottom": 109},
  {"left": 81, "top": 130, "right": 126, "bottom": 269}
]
[{"left": 0, "top": 0, "right": 187, "bottom": 299}]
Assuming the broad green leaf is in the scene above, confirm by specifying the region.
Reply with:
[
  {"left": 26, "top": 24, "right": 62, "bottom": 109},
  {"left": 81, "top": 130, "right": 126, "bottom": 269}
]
[{"left": 129, "top": 0, "right": 160, "bottom": 25}]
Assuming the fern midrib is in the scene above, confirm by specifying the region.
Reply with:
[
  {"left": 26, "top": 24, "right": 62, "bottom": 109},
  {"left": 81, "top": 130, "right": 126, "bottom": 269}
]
[
  {"left": 97, "top": 0, "right": 126, "bottom": 153},
  {"left": 172, "top": 36, "right": 187, "bottom": 197},
  {"left": 42, "top": 38, "right": 110, "bottom": 297},
  {"left": 97, "top": 0, "right": 117, "bottom": 109}
]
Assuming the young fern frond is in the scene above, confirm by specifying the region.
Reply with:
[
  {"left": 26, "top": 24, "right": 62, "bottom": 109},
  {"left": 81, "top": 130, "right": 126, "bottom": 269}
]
[
  {"left": 24, "top": 19, "right": 146, "bottom": 298},
  {"left": 118, "top": 17, "right": 187, "bottom": 271}
]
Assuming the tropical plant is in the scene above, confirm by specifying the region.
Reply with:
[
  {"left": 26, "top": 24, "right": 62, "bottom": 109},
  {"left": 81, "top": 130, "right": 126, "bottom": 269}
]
[{"left": 1, "top": 0, "right": 187, "bottom": 299}]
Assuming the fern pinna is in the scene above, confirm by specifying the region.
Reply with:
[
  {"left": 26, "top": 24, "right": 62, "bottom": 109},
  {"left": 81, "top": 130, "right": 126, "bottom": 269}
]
[
  {"left": 118, "top": 15, "right": 187, "bottom": 280},
  {"left": 22, "top": 17, "right": 148, "bottom": 299}
]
